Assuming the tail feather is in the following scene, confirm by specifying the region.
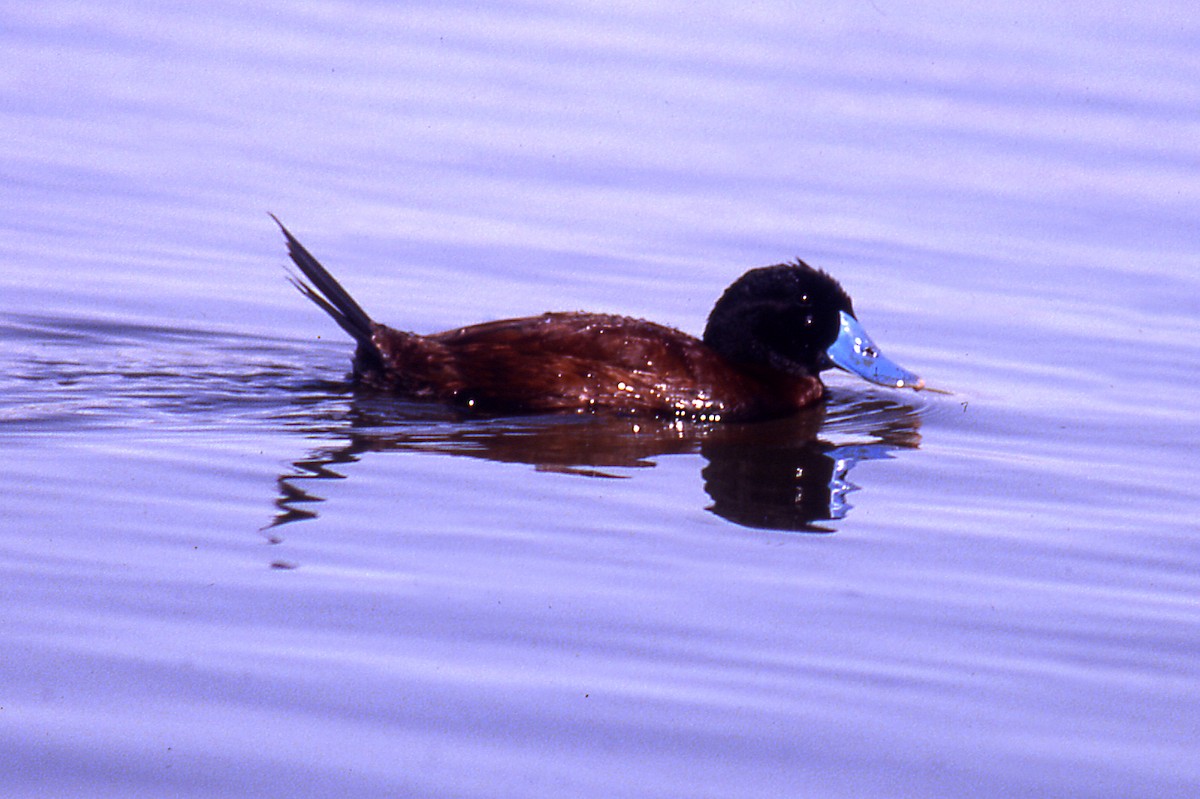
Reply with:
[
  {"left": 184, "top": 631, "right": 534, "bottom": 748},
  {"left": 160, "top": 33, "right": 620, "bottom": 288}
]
[
  {"left": 272, "top": 215, "right": 376, "bottom": 350},
  {"left": 284, "top": 273, "right": 361, "bottom": 340}
]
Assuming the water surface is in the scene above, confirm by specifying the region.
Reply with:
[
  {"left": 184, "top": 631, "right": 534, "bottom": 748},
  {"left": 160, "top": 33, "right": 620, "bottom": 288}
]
[{"left": 2, "top": 2, "right": 1199, "bottom": 797}]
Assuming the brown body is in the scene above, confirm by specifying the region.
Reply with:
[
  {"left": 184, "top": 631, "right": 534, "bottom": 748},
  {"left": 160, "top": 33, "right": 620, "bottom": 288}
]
[
  {"left": 273, "top": 217, "right": 863, "bottom": 423},
  {"left": 363, "top": 313, "right": 823, "bottom": 421}
]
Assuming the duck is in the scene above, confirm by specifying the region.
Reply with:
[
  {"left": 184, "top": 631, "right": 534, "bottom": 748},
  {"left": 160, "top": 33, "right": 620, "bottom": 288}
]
[{"left": 273, "top": 216, "right": 923, "bottom": 422}]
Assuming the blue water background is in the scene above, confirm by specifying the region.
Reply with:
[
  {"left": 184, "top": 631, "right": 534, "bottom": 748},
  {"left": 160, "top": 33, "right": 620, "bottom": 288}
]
[{"left": 2, "top": 2, "right": 1198, "bottom": 796}]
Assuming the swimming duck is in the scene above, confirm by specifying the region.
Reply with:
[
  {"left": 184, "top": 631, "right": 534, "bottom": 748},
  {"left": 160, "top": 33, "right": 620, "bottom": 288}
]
[{"left": 274, "top": 217, "right": 923, "bottom": 422}]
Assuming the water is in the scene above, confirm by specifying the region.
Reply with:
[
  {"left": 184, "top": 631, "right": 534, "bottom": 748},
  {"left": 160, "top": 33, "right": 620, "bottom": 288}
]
[{"left": 3, "top": 2, "right": 1199, "bottom": 796}]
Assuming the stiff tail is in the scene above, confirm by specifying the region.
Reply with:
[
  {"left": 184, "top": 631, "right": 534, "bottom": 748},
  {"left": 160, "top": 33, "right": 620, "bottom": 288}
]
[{"left": 272, "top": 215, "right": 376, "bottom": 354}]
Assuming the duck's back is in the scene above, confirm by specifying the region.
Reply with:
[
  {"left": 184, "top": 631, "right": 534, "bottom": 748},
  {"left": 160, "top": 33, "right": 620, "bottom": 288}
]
[{"left": 364, "top": 312, "right": 816, "bottom": 419}]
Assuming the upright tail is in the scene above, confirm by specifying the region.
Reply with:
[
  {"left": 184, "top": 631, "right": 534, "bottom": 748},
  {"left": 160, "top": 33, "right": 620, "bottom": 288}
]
[{"left": 272, "top": 215, "right": 378, "bottom": 360}]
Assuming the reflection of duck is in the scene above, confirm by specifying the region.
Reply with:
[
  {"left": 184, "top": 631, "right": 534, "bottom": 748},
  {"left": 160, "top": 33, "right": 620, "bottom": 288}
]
[
  {"left": 274, "top": 217, "right": 923, "bottom": 422},
  {"left": 700, "top": 395, "right": 923, "bottom": 531},
  {"left": 267, "top": 393, "right": 923, "bottom": 535}
]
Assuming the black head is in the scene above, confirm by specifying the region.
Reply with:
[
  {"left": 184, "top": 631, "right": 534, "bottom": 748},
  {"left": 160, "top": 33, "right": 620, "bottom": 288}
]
[{"left": 702, "top": 261, "right": 854, "bottom": 377}]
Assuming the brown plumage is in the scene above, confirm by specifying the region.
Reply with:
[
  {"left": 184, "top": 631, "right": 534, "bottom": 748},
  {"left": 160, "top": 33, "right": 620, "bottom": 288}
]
[
  {"left": 365, "top": 313, "right": 822, "bottom": 420},
  {"left": 274, "top": 216, "right": 917, "bottom": 422}
]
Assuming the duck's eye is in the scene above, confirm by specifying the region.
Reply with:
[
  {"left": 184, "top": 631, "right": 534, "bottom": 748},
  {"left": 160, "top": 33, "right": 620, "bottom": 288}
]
[{"left": 803, "top": 314, "right": 815, "bottom": 327}]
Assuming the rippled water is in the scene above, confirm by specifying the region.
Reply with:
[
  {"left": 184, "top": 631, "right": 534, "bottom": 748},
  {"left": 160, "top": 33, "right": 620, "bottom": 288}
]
[{"left": 3, "top": 3, "right": 1199, "bottom": 797}]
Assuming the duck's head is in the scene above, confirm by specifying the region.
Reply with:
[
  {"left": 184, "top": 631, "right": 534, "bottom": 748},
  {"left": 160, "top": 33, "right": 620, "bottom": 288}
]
[{"left": 702, "top": 261, "right": 923, "bottom": 389}]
